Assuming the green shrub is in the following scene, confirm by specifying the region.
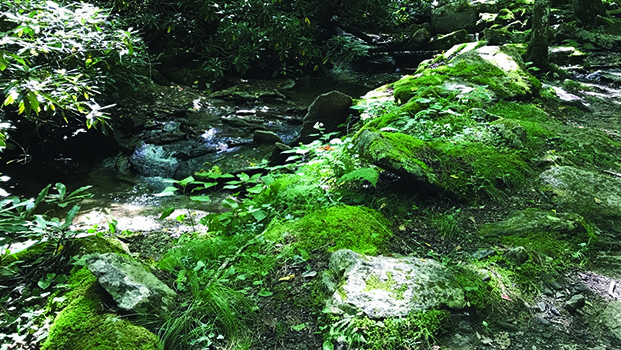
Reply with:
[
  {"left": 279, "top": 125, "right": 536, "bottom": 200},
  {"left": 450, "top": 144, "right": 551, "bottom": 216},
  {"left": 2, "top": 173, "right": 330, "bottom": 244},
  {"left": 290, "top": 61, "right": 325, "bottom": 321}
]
[{"left": 0, "top": 0, "right": 147, "bottom": 134}]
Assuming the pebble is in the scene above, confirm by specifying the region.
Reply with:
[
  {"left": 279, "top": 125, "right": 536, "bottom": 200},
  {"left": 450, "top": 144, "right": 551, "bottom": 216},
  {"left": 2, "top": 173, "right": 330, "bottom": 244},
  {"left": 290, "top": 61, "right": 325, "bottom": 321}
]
[
  {"left": 497, "top": 321, "right": 520, "bottom": 331},
  {"left": 549, "top": 281, "right": 563, "bottom": 290},
  {"left": 537, "top": 317, "right": 551, "bottom": 326},
  {"left": 564, "top": 294, "right": 585, "bottom": 313}
]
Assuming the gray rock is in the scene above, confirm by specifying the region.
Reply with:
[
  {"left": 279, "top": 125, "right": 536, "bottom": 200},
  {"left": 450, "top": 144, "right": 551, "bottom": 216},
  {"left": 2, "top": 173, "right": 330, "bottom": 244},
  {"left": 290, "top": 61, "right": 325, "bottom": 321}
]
[
  {"left": 497, "top": 321, "right": 520, "bottom": 331},
  {"left": 296, "top": 91, "right": 352, "bottom": 144},
  {"left": 601, "top": 301, "right": 621, "bottom": 342},
  {"left": 540, "top": 166, "right": 621, "bottom": 228},
  {"left": 504, "top": 246, "right": 529, "bottom": 265},
  {"left": 428, "top": 29, "right": 470, "bottom": 50},
  {"left": 564, "top": 294, "right": 585, "bottom": 313},
  {"left": 325, "top": 249, "right": 465, "bottom": 318},
  {"left": 480, "top": 208, "right": 587, "bottom": 237},
  {"left": 253, "top": 130, "right": 283, "bottom": 144},
  {"left": 86, "top": 253, "right": 177, "bottom": 319},
  {"left": 431, "top": 0, "right": 478, "bottom": 34}
]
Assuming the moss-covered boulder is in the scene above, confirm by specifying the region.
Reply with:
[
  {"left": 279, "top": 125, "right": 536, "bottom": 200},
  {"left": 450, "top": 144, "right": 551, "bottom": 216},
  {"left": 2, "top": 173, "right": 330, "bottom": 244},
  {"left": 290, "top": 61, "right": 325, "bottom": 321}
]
[
  {"left": 86, "top": 253, "right": 177, "bottom": 320},
  {"left": 41, "top": 267, "right": 159, "bottom": 350},
  {"left": 354, "top": 130, "right": 531, "bottom": 199},
  {"left": 394, "top": 45, "right": 539, "bottom": 105},
  {"left": 264, "top": 205, "right": 392, "bottom": 255},
  {"left": 601, "top": 301, "right": 621, "bottom": 342},
  {"left": 480, "top": 208, "right": 589, "bottom": 237},
  {"left": 431, "top": 0, "right": 478, "bottom": 34},
  {"left": 354, "top": 130, "right": 437, "bottom": 185},
  {"left": 540, "top": 166, "right": 621, "bottom": 229},
  {"left": 323, "top": 249, "right": 465, "bottom": 318},
  {"left": 427, "top": 29, "right": 470, "bottom": 50}
]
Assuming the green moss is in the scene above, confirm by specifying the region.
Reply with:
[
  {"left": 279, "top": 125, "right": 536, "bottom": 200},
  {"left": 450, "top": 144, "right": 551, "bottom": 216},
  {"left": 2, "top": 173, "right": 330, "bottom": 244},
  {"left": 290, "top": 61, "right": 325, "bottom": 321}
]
[
  {"left": 1, "top": 241, "right": 54, "bottom": 266},
  {"left": 555, "top": 127, "right": 621, "bottom": 170},
  {"left": 432, "top": 142, "right": 532, "bottom": 199},
  {"left": 452, "top": 267, "right": 495, "bottom": 309},
  {"left": 353, "top": 309, "right": 450, "bottom": 349},
  {"left": 364, "top": 272, "right": 408, "bottom": 300},
  {"left": 41, "top": 267, "right": 159, "bottom": 350},
  {"left": 264, "top": 205, "right": 392, "bottom": 255},
  {"left": 392, "top": 72, "right": 449, "bottom": 104}
]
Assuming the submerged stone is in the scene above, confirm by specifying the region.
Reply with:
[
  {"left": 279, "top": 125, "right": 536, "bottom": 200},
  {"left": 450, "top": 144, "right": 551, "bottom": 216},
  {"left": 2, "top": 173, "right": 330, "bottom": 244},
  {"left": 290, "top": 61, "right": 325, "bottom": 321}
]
[
  {"left": 540, "top": 166, "right": 621, "bottom": 229},
  {"left": 86, "top": 253, "right": 177, "bottom": 320},
  {"left": 130, "top": 143, "right": 179, "bottom": 178},
  {"left": 324, "top": 249, "right": 466, "bottom": 318}
]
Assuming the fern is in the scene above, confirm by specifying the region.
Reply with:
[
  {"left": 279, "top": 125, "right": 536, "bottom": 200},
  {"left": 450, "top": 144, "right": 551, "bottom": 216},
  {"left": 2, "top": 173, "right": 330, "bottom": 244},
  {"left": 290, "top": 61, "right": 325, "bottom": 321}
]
[{"left": 338, "top": 168, "right": 380, "bottom": 187}]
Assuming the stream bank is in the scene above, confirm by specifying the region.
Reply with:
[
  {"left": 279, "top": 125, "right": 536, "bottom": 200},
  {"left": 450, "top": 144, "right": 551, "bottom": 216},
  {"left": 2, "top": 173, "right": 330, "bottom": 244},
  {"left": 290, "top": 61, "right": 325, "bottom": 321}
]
[{"left": 4, "top": 0, "right": 621, "bottom": 349}]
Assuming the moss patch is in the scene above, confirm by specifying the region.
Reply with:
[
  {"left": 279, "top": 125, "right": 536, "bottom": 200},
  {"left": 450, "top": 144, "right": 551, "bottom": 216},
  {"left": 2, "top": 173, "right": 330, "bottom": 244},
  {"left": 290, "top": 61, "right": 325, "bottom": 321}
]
[
  {"left": 355, "top": 130, "right": 532, "bottom": 200},
  {"left": 264, "top": 205, "right": 392, "bottom": 255},
  {"left": 41, "top": 267, "right": 159, "bottom": 350}
]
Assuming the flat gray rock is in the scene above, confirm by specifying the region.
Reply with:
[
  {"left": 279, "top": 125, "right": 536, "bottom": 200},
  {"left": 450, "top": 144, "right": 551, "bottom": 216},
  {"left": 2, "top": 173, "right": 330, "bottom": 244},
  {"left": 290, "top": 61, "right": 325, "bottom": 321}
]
[
  {"left": 602, "top": 301, "right": 621, "bottom": 342},
  {"left": 324, "top": 249, "right": 465, "bottom": 318},
  {"left": 86, "top": 253, "right": 177, "bottom": 319},
  {"left": 540, "top": 166, "right": 621, "bottom": 229}
]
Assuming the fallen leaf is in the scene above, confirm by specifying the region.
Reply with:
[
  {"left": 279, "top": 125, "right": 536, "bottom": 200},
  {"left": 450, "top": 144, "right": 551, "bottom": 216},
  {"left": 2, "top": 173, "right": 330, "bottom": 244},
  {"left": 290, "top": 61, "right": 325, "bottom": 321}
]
[{"left": 279, "top": 274, "right": 295, "bottom": 282}]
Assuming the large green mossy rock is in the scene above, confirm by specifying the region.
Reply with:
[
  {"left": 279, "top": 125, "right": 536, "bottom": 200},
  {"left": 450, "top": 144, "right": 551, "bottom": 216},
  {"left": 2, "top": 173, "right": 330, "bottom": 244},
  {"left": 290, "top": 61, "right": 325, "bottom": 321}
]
[
  {"left": 354, "top": 130, "right": 437, "bottom": 185},
  {"left": 41, "top": 267, "right": 159, "bottom": 350},
  {"left": 480, "top": 208, "right": 589, "bottom": 237},
  {"left": 264, "top": 206, "right": 392, "bottom": 255},
  {"left": 601, "top": 301, "right": 621, "bottom": 342},
  {"left": 354, "top": 130, "right": 530, "bottom": 199},
  {"left": 393, "top": 45, "right": 539, "bottom": 105},
  {"left": 540, "top": 166, "right": 621, "bottom": 229},
  {"left": 323, "top": 249, "right": 466, "bottom": 318}
]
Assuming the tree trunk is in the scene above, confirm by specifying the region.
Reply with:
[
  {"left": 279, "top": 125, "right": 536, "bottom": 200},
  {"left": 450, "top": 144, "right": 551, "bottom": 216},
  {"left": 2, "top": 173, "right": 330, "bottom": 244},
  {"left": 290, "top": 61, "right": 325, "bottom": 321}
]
[
  {"left": 526, "top": 0, "right": 550, "bottom": 71},
  {"left": 574, "top": 0, "right": 607, "bottom": 27}
]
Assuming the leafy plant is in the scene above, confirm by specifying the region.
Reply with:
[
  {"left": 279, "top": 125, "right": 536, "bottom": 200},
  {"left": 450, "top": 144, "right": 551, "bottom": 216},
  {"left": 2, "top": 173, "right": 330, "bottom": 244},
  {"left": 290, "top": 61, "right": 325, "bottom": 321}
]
[
  {"left": 0, "top": 0, "right": 147, "bottom": 137},
  {"left": 322, "top": 315, "right": 366, "bottom": 350}
]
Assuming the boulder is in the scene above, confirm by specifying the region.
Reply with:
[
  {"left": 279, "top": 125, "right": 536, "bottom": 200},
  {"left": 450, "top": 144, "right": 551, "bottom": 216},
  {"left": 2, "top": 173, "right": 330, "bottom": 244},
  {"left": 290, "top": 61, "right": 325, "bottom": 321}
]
[
  {"left": 41, "top": 267, "right": 159, "bottom": 350},
  {"left": 601, "top": 301, "right": 621, "bottom": 342},
  {"left": 295, "top": 90, "right": 353, "bottom": 144},
  {"left": 564, "top": 294, "right": 585, "bottom": 313},
  {"left": 479, "top": 208, "right": 587, "bottom": 237},
  {"left": 504, "top": 246, "right": 530, "bottom": 265},
  {"left": 540, "top": 166, "right": 621, "bottom": 229},
  {"left": 354, "top": 130, "right": 437, "bottom": 185},
  {"left": 253, "top": 130, "right": 283, "bottom": 144},
  {"left": 428, "top": 29, "right": 470, "bottom": 50},
  {"left": 431, "top": 0, "right": 478, "bottom": 34},
  {"left": 323, "top": 249, "right": 466, "bottom": 318},
  {"left": 86, "top": 253, "right": 177, "bottom": 319}
]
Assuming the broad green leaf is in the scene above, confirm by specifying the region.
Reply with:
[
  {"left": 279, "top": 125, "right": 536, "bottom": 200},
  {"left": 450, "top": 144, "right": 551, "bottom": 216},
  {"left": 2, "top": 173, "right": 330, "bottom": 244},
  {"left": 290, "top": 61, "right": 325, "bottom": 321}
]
[
  {"left": 257, "top": 289, "right": 273, "bottom": 297},
  {"left": 190, "top": 195, "right": 211, "bottom": 202},
  {"left": 251, "top": 210, "right": 267, "bottom": 222},
  {"left": 60, "top": 205, "right": 80, "bottom": 230}
]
